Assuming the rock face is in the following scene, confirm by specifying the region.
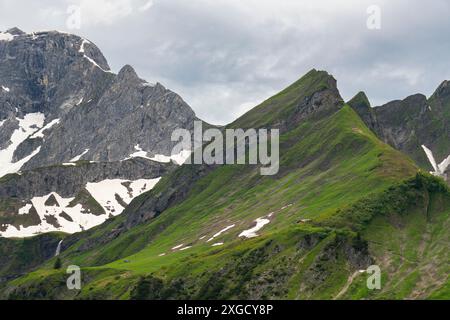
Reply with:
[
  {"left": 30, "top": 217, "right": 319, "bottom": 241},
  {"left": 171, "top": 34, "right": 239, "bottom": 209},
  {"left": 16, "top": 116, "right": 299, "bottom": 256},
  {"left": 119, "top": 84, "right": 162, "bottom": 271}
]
[
  {"left": 0, "top": 158, "right": 174, "bottom": 200},
  {"left": 0, "top": 28, "right": 206, "bottom": 237},
  {"left": 348, "top": 87, "right": 450, "bottom": 181}
]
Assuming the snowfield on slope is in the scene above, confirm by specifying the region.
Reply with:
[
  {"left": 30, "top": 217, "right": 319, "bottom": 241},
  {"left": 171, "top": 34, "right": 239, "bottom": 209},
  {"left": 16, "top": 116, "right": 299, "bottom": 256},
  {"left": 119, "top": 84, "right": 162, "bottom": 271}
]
[
  {"left": 126, "top": 144, "right": 191, "bottom": 165},
  {"left": 207, "top": 224, "right": 235, "bottom": 242},
  {"left": 70, "top": 149, "right": 89, "bottom": 162},
  {"left": 0, "top": 32, "right": 14, "bottom": 41},
  {"left": 79, "top": 38, "right": 114, "bottom": 74},
  {"left": 0, "top": 178, "right": 161, "bottom": 238},
  {"left": 0, "top": 113, "right": 45, "bottom": 178},
  {"left": 239, "top": 217, "right": 271, "bottom": 239},
  {"left": 30, "top": 118, "right": 60, "bottom": 139},
  {"left": 86, "top": 178, "right": 161, "bottom": 216}
]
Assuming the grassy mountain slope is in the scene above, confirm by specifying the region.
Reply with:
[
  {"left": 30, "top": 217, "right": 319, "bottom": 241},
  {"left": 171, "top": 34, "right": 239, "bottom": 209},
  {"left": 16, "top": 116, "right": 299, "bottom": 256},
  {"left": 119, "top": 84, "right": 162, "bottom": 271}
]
[{"left": 1, "top": 70, "right": 448, "bottom": 300}]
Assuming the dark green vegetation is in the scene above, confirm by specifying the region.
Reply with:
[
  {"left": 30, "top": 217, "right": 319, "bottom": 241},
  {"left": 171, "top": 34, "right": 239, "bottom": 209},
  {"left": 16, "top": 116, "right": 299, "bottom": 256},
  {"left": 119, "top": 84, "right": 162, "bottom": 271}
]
[
  {"left": 0, "top": 233, "right": 63, "bottom": 280},
  {"left": 0, "top": 70, "right": 448, "bottom": 300}
]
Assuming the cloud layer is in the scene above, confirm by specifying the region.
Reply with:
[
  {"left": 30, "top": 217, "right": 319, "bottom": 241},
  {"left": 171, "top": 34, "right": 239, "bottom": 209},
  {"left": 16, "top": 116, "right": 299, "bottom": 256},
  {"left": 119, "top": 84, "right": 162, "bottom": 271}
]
[{"left": 1, "top": 0, "right": 450, "bottom": 124}]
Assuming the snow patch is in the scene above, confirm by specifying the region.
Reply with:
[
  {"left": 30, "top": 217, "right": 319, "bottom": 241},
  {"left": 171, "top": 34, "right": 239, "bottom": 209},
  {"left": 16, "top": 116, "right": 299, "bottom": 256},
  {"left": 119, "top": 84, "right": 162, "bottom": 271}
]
[
  {"left": 18, "top": 204, "right": 33, "bottom": 215},
  {"left": 142, "top": 81, "right": 156, "bottom": 87},
  {"left": 125, "top": 145, "right": 191, "bottom": 166},
  {"left": 1, "top": 85, "right": 10, "bottom": 92},
  {"left": 207, "top": 224, "right": 235, "bottom": 242},
  {"left": 0, "top": 177, "right": 161, "bottom": 238},
  {"left": 0, "top": 113, "right": 45, "bottom": 178},
  {"left": 86, "top": 178, "right": 161, "bottom": 216},
  {"left": 70, "top": 149, "right": 89, "bottom": 162},
  {"left": 0, "top": 32, "right": 14, "bottom": 41},
  {"left": 239, "top": 218, "right": 271, "bottom": 239},
  {"left": 150, "top": 150, "right": 192, "bottom": 165},
  {"left": 172, "top": 244, "right": 184, "bottom": 250},
  {"left": 179, "top": 246, "right": 192, "bottom": 251},
  {"left": 126, "top": 144, "right": 149, "bottom": 159},
  {"left": 79, "top": 39, "right": 90, "bottom": 53},
  {"left": 212, "top": 242, "right": 224, "bottom": 247},
  {"left": 84, "top": 55, "right": 114, "bottom": 73},
  {"left": 30, "top": 118, "right": 60, "bottom": 139},
  {"left": 79, "top": 38, "right": 114, "bottom": 74},
  {"left": 281, "top": 204, "right": 293, "bottom": 210},
  {"left": 421, "top": 145, "right": 450, "bottom": 177},
  {"left": 0, "top": 192, "right": 107, "bottom": 238}
]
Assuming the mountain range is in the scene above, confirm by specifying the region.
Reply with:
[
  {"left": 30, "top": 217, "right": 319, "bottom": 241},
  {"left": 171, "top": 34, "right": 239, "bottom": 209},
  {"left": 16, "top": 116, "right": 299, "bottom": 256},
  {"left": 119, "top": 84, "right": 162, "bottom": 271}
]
[{"left": 0, "top": 28, "right": 448, "bottom": 300}]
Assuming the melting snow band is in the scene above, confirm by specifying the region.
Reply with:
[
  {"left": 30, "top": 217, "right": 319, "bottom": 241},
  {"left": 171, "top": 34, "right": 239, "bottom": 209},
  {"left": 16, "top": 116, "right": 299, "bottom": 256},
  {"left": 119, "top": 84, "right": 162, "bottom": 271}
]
[
  {"left": 0, "top": 113, "right": 45, "bottom": 178},
  {"left": 165, "top": 204, "right": 295, "bottom": 257},
  {"left": 0, "top": 178, "right": 161, "bottom": 238},
  {"left": 422, "top": 145, "right": 450, "bottom": 178}
]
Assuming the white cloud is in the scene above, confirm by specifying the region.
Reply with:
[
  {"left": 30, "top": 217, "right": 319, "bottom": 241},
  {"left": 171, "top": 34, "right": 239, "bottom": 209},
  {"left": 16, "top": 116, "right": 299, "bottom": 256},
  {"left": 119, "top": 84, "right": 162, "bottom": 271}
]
[
  {"left": 139, "top": 0, "right": 153, "bottom": 12},
  {"left": 33, "top": 0, "right": 154, "bottom": 27},
  {"left": 370, "top": 64, "right": 424, "bottom": 87},
  {"left": 73, "top": 0, "right": 134, "bottom": 26}
]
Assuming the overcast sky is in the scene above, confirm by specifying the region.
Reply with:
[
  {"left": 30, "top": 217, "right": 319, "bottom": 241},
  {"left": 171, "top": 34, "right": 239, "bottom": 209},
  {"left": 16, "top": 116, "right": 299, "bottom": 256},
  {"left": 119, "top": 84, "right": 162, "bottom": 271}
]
[{"left": 1, "top": 0, "right": 450, "bottom": 125}]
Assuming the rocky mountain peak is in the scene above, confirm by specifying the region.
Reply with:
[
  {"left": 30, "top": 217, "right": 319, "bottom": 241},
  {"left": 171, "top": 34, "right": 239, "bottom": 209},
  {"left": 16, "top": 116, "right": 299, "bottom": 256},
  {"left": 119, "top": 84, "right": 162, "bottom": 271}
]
[
  {"left": 348, "top": 91, "right": 371, "bottom": 110},
  {"left": 5, "top": 27, "right": 24, "bottom": 35},
  {"left": 347, "top": 91, "right": 382, "bottom": 138},
  {"left": 231, "top": 68, "right": 343, "bottom": 130},
  {"left": 117, "top": 64, "right": 140, "bottom": 82},
  {"left": 430, "top": 80, "right": 450, "bottom": 101}
]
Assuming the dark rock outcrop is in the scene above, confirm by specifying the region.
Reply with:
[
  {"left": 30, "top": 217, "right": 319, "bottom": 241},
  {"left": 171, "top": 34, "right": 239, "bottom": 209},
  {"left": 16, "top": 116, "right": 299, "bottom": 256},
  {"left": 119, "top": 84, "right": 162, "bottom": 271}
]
[{"left": 348, "top": 86, "right": 450, "bottom": 179}]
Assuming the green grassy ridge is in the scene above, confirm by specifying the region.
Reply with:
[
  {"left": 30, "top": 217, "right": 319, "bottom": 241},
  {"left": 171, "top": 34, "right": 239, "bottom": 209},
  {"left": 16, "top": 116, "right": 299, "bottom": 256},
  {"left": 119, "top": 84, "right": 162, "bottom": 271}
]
[
  {"left": 8, "top": 173, "right": 447, "bottom": 299},
  {"left": 45, "top": 105, "right": 416, "bottom": 270},
  {"left": 230, "top": 69, "right": 340, "bottom": 129},
  {"left": 2, "top": 70, "right": 439, "bottom": 300},
  {"left": 122, "top": 174, "right": 448, "bottom": 300},
  {"left": 11, "top": 71, "right": 411, "bottom": 270},
  {"left": 348, "top": 91, "right": 371, "bottom": 109},
  {"left": 1, "top": 105, "right": 429, "bottom": 299},
  {"left": 113, "top": 174, "right": 450, "bottom": 300}
]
